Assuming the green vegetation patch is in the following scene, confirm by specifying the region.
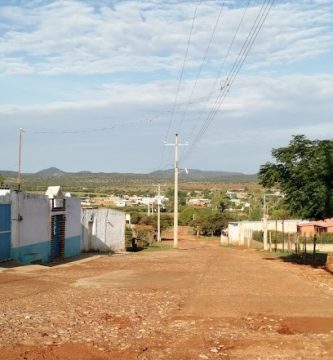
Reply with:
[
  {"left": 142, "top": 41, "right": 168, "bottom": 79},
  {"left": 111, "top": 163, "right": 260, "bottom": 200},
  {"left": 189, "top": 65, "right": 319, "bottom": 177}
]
[{"left": 143, "top": 242, "right": 173, "bottom": 252}]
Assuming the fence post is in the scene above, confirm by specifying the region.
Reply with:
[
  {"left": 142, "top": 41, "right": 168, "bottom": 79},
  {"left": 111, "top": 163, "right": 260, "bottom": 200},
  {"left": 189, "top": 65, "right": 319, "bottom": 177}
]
[
  {"left": 313, "top": 234, "right": 317, "bottom": 266},
  {"left": 247, "top": 229, "right": 251, "bottom": 248},
  {"left": 282, "top": 220, "right": 285, "bottom": 253},
  {"left": 288, "top": 233, "right": 291, "bottom": 252},
  {"left": 275, "top": 219, "right": 278, "bottom": 252}
]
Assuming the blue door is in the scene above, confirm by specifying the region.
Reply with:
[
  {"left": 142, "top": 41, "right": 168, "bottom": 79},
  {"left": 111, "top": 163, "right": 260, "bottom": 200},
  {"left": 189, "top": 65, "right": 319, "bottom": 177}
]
[
  {"left": 52, "top": 215, "right": 63, "bottom": 258},
  {"left": 0, "top": 204, "right": 11, "bottom": 262}
]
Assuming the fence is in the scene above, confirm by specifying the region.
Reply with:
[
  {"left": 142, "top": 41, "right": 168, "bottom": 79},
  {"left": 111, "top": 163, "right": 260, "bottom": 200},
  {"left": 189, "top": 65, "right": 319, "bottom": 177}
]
[{"left": 252, "top": 230, "right": 333, "bottom": 255}]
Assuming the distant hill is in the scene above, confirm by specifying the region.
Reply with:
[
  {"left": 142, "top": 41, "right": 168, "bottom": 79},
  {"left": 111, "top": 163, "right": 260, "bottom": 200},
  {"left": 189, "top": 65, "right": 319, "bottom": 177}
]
[
  {"left": 0, "top": 170, "right": 18, "bottom": 177},
  {"left": 0, "top": 167, "right": 257, "bottom": 187},
  {"left": 35, "top": 167, "right": 67, "bottom": 177},
  {"left": 148, "top": 169, "right": 256, "bottom": 181},
  {"left": 0, "top": 167, "right": 257, "bottom": 182}
]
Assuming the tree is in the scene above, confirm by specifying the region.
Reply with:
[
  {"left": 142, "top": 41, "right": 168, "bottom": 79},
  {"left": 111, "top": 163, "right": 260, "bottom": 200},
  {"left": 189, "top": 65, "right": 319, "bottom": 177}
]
[
  {"left": 259, "top": 135, "right": 333, "bottom": 220},
  {"left": 191, "top": 208, "right": 228, "bottom": 236},
  {"left": 179, "top": 207, "right": 197, "bottom": 226},
  {"left": 211, "top": 191, "right": 231, "bottom": 212},
  {"left": 270, "top": 208, "right": 291, "bottom": 220},
  {"left": 0, "top": 174, "right": 4, "bottom": 185},
  {"left": 248, "top": 207, "right": 262, "bottom": 221},
  {"left": 139, "top": 213, "right": 173, "bottom": 233}
]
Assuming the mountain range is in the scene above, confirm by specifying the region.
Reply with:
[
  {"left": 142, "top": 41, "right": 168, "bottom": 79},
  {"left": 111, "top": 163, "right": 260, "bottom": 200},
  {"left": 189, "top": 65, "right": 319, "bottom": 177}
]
[{"left": 1, "top": 167, "right": 257, "bottom": 182}]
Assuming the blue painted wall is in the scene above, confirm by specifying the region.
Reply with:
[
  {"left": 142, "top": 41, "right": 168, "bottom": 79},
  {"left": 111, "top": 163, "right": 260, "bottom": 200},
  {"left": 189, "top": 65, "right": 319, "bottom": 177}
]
[
  {"left": 10, "top": 236, "right": 80, "bottom": 264},
  {"left": 64, "top": 235, "right": 81, "bottom": 259},
  {"left": 11, "top": 240, "right": 50, "bottom": 264}
]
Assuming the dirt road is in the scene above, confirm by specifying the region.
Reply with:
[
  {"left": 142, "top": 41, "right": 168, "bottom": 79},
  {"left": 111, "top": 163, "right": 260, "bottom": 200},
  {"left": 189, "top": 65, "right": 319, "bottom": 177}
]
[{"left": 1, "top": 229, "right": 333, "bottom": 359}]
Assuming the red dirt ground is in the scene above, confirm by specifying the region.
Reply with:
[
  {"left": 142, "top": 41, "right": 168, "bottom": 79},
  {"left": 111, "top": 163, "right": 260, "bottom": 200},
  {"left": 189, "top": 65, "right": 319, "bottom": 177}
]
[{"left": 1, "top": 227, "right": 333, "bottom": 359}]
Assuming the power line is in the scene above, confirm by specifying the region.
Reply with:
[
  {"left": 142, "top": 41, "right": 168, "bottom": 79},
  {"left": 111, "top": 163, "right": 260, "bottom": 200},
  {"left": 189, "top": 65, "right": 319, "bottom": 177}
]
[
  {"left": 158, "top": 0, "right": 201, "bottom": 171},
  {"left": 22, "top": 118, "right": 155, "bottom": 135},
  {"left": 183, "top": 0, "right": 252, "bottom": 148},
  {"left": 184, "top": 0, "right": 275, "bottom": 161},
  {"left": 176, "top": 0, "right": 226, "bottom": 135},
  {"left": 165, "top": 0, "right": 201, "bottom": 142}
]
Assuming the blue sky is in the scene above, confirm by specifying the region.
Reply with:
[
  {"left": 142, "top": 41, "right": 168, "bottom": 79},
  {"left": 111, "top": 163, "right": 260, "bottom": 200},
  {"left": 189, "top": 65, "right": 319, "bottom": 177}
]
[{"left": 0, "top": 0, "right": 332, "bottom": 174}]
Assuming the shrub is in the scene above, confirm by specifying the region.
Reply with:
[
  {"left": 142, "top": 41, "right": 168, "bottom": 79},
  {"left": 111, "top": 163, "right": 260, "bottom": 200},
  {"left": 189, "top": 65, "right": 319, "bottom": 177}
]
[
  {"left": 252, "top": 230, "right": 263, "bottom": 242},
  {"left": 318, "top": 233, "right": 333, "bottom": 243}
]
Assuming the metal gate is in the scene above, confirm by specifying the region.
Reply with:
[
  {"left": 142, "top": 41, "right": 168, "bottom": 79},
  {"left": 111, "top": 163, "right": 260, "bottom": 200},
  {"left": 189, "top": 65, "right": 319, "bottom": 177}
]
[
  {"left": 51, "top": 214, "right": 65, "bottom": 259},
  {"left": 0, "top": 204, "right": 11, "bottom": 262}
]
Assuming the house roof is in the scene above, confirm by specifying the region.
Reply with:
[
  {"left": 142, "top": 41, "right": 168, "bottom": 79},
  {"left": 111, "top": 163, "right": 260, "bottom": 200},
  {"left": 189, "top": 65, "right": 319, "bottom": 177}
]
[
  {"left": 45, "top": 186, "right": 64, "bottom": 199},
  {"left": 297, "top": 218, "right": 333, "bottom": 228}
]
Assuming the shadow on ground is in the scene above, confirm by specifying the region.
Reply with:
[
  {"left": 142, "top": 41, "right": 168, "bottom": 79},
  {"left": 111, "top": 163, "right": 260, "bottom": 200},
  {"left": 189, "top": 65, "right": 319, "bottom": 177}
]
[
  {"left": 263, "top": 252, "right": 328, "bottom": 268},
  {"left": 0, "top": 253, "right": 100, "bottom": 270}
]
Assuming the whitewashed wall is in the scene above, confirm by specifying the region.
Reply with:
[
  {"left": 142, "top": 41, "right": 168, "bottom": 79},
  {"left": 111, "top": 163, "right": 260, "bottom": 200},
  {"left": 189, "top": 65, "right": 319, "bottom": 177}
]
[
  {"left": 11, "top": 192, "right": 50, "bottom": 263},
  {"left": 227, "top": 220, "right": 308, "bottom": 246},
  {"left": 12, "top": 192, "right": 50, "bottom": 248},
  {"left": 81, "top": 208, "right": 125, "bottom": 252}
]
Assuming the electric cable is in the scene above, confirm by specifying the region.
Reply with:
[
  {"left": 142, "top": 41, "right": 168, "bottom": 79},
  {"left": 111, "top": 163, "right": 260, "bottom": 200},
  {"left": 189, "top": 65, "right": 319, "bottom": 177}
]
[
  {"left": 184, "top": 0, "right": 275, "bottom": 161},
  {"left": 176, "top": 0, "right": 226, "bottom": 135},
  {"left": 158, "top": 0, "right": 201, "bottom": 171}
]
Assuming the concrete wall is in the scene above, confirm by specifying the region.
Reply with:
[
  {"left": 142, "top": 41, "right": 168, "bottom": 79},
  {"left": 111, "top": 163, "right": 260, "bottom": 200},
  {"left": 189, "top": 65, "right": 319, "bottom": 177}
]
[
  {"left": 276, "top": 242, "right": 333, "bottom": 253},
  {"left": 11, "top": 191, "right": 51, "bottom": 264},
  {"left": 227, "top": 219, "right": 308, "bottom": 246},
  {"left": 64, "top": 198, "right": 81, "bottom": 259},
  {"left": 81, "top": 208, "right": 125, "bottom": 252}
]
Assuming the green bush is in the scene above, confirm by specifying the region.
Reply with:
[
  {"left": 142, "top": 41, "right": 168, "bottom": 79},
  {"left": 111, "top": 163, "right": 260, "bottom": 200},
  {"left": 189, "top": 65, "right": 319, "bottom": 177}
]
[
  {"left": 252, "top": 230, "right": 263, "bottom": 242},
  {"left": 125, "top": 226, "right": 133, "bottom": 249},
  {"left": 139, "top": 213, "right": 173, "bottom": 233},
  {"left": 317, "top": 233, "right": 333, "bottom": 243},
  {"left": 269, "top": 231, "right": 285, "bottom": 244},
  {"left": 297, "top": 233, "right": 333, "bottom": 244}
]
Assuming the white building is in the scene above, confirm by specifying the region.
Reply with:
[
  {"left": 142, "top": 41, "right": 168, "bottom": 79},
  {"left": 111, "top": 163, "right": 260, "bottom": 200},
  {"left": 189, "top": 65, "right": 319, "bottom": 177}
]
[
  {"left": 81, "top": 208, "right": 125, "bottom": 253},
  {"left": 0, "top": 188, "right": 81, "bottom": 264},
  {"left": 226, "top": 219, "right": 308, "bottom": 247}
]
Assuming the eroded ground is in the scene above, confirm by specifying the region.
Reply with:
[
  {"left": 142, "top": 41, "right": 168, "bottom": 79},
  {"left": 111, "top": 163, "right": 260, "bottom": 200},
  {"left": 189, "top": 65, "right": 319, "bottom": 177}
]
[{"left": 1, "top": 229, "right": 333, "bottom": 359}]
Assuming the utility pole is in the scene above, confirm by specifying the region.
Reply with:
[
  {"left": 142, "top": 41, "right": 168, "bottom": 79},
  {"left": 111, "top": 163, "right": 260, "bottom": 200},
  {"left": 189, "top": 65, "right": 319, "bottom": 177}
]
[
  {"left": 156, "top": 184, "right": 161, "bottom": 242},
  {"left": 174, "top": 134, "right": 179, "bottom": 248},
  {"left": 263, "top": 192, "right": 283, "bottom": 251},
  {"left": 157, "top": 184, "right": 161, "bottom": 242},
  {"left": 18, "top": 128, "right": 24, "bottom": 190},
  {"left": 153, "top": 183, "right": 166, "bottom": 243},
  {"left": 147, "top": 200, "right": 150, "bottom": 216},
  {"left": 263, "top": 193, "right": 268, "bottom": 251},
  {"left": 165, "top": 134, "right": 188, "bottom": 248}
]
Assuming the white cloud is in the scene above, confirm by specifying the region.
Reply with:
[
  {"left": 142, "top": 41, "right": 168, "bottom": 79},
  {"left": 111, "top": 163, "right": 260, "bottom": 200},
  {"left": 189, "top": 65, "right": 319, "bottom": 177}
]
[
  {"left": 0, "top": 1, "right": 332, "bottom": 173},
  {"left": 0, "top": 1, "right": 332, "bottom": 75}
]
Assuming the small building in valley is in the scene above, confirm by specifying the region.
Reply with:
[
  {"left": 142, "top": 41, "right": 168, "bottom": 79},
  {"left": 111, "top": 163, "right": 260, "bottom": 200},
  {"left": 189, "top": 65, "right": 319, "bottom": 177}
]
[{"left": 297, "top": 218, "right": 333, "bottom": 237}]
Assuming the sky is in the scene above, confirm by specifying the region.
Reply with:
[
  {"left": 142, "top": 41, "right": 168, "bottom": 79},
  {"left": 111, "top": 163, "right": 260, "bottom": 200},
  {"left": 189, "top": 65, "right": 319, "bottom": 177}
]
[{"left": 0, "top": 0, "right": 332, "bottom": 174}]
